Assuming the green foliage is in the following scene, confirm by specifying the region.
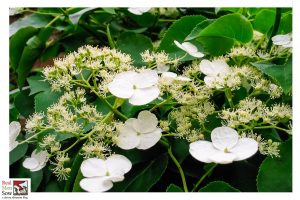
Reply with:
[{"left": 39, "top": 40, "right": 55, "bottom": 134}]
[
  {"left": 27, "top": 75, "right": 51, "bottom": 95},
  {"left": 166, "top": 184, "right": 183, "bottom": 192},
  {"left": 14, "top": 90, "right": 35, "bottom": 118},
  {"left": 196, "top": 14, "right": 253, "bottom": 55},
  {"left": 257, "top": 139, "right": 292, "bottom": 192},
  {"left": 34, "top": 90, "right": 63, "bottom": 113},
  {"left": 251, "top": 57, "right": 292, "bottom": 94},
  {"left": 9, "top": 144, "right": 28, "bottom": 165},
  {"left": 199, "top": 181, "right": 239, "bottom": 192},
  {"left": 253, "top": 9, "right": 275, "bottom": 34}
]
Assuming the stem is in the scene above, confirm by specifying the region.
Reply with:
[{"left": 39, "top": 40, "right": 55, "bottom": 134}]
[
  {"left": 19, "top": 129, "right": 48, "bottom": 145},
  {"left": 149, "top": 99, "right": 168, "bottom": 112},
  {"left": 192, "top": 163, "right": 217, "bottom": 192},
  {"left": 224, "top": 88, "right": 234, "bottom": 108},
  {"left": 106, "top": 24, "right": 115, "bottom": 48},
  {"left": 167, "top": 146, "right": 188, "bottom": 192},
  {"left": 253, "top": 125, "right": 290, "bottom": 134},
  {"left": 267, "top": 8, "right": 282, "bottom": 51}
]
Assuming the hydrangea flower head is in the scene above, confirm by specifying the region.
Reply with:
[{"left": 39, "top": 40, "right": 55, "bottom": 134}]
[
  {"left": 23, "top": 149, "right": 49, "bottom": 171},
  {"left": 189, "top": 127, "right": 258, "bottom": 164},
  {"left": 80, "top": 154, "right": 132, "bottom": 192},
  {"left": 116, "top": 110, "right": 162, "bottom": 150},
  {"left": 108, "top": 70, "right": 160, "bottom": 105}
]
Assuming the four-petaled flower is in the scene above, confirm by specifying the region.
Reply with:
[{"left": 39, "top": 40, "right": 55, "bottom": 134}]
[
  {"left": 189, "top": 127, "right": 258, "bottom": 164},
  {"left": 272, "top": 33, "right": 292, "bottom": 48},
  {"left": 9, "top": 121, "right": 21, "bottom": 151},
  {"left": 108, "top": 70, "right": 160, "bottom": 105},
  {"left": 128, "top": 7, "right": 151, "bottom": 15},
  {"left": 174, "top": 40, "right": 204, "bottom": 58},
  {"left": 199, "top": 59, "right": 231, "bottom": 88},
  {"left": 80, "top": 154, "right": 132, "bottom": 192},
  {"left": 116, "top": 110, "right": 162, "bottom": 150},
  {"left": 23, "top": 149, "right": 49, "bottom": 171}
]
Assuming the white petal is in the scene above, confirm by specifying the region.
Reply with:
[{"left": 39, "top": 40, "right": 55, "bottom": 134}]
[
  {"left": 272, "top": 34, "right": 292, "bottom": 45},
  {"left": 30, "top": 162, "right": 46, "bottom": 172},
  {"left": 199, "top": 60, "right": 216, "bottom": 76},
  {"left": 203, "top": 76, "right": 216, "bottom": 87},
  {"left": 181, "top": 42, "right": 198, "bottom": 53},
  {"left": 137, "top": 128, "right": 162, "bottom": 150},
  {"left": 162, "top": 72, "right": 177, "bottom": 79},
  {"left": 108, "top": 79, "right": 134, "bottom": 99},
  {"left": 211, "top": 127, "right": 239, "bottom": 151},
  {"left": 9, "top": 141, "right": 19, "bottom": 152},
  {"left": 31, "top": 150, "right": 48, "bottom": 164},
  {"left": 80, "top": 177, "right": 113, "bottom": 192},
  {"left": 128, "top": 7, "right": 151, "bottom": 15},
  {"left": 129, "top": 86, "right": 160, "bottom": 106},
  {"left": 213, "top": 60, "right": 231, "bottom": 76},
  {"left": 176, "top": 76, "right": 191, "bottom": 81},
  {"left": 23, "top": 158, "right": 39, "bottom": 170},
  {"left": 174, "top": 40, "right": 185, "bottom": 51},
  {"left": 116, "top": 125, "right": 140, "bottom": 150},
  {"left": 133, "top": 70, "right": 158, "bottom": 89},
  {"left": 189, "top": 141, "right": 218, "bottom": 163},
  {"left": 231, "top": 138, "right": 258, "bottom": 161},
  {"left": 208, "top": 151, "right": 236, "bottom": 164},
  {"left": 124, "top": 118, "right": 136, "bottom": 128},
  {"left": 157, "top": 64, "right": 170, "bottom": 73},
  {"left": 188, "top": 51, "right": 205, "bottom": 58},
  {"left": 9, "top": 121, "right": 21, "bottom": 142},
  {"left": 81, "top": 158, "right": 107, "bottom": 178},
  {"left": 106, "top": 154, "right": 132, "bottom": 176},
  {"left": 133, "top": 110, "right": 158, "bottom": 134}
]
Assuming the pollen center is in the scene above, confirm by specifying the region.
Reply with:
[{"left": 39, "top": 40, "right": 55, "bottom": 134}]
[{"left": 224, "top": 147, "right": 230, "bottom": 153}]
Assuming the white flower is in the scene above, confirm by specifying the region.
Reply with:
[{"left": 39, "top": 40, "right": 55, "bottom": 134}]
[
  {"left": 199, "top": 59, "right": 231, "bottom": 88},
  {"left": 116, "top": 110, "right": 162, "bottom": 150},
  {"left": 128, "top": 7, "right": 151, "bottom": 15},
  {"left": 108, "top": 70, "right": 160, "bottom": 106},
  {"left": 156, "top": 64, "right": 170, "bottom": 73},
  {"left": 9, "top": 121, "right": 21, "bottom": 151},
  {"left": 189, "top": 127, "right": 258, "bottom": 164},
  {"left": 272, "top": 33, "right": 292, "bottom": 48},
  {"left": 161, "top": 72, "right": 191, "bottom": 82},
  {"left": 174, "top": 40, "right": 204, "bottom": 58},
  {"left": 80, "top": 154, "right": 132, "bottom": 192},
  {"left": 23, "top": 149, "right": 48, "bottom": 171}
]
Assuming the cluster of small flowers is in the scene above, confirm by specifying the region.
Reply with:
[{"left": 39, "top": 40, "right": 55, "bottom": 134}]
[
  {"left": 91, "top": 121, "right": 120, "bottom": 142},
  {"left": 58, "top": 88, "right": 86, "bottom": 106},
  {"left": 141, "top": 50, "right": 179, "bottom": 68},
  {"left": 43, "top": 45, "right": 134, "bottom": 92},
  {"left": 50, "top": 152, "right": 71, "bottom": 181},
  {"left": 169, "top": 101, "right": 214, "bottom": 141},
  {"left": 25, "top": 112, "right": 45, "bottom": 133},
  {"left": 234, "top": 65, "right": 283, "bottom": 98},
  {"left": 149, "top": 7, "right": 180, "bottom": 18},
  {"left": 220, "top": 98, "right": 292, "bottom": 128},
  {"left": 81, "top": 141, "right": 111, "bottom": 159},
  {"left": 228, "top": 45, "right": 257, "bottom": 59},
  {"left": 40, "top": 135, "right": 61, "bottom": 154},
  {"left": 240, "top": 132, "right": 280, "bottom": 157}
]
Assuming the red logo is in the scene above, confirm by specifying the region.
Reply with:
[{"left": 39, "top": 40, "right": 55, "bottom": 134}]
[{"left": 13, "top": 180, "right": 28, "bottom": 195}]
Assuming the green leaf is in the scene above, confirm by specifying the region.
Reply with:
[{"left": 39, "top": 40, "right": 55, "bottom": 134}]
[
  {"left": 251, "top": 57, "right": 292, "bottom": 94},
  {"left": 158, "top": 15, "right": 207, "bottom": 61},
  {"left": 257, "top": 139, "right": 292, "bottom": 192},
  {"left": 45, "top": 180, "right": 63, "bottom": 192},
  {"left": 170, "top": 138, "right": 189, "bottom": 163},
  {"left": 196, "top": 14, "right": 253, "bottom": 55},
  {"left": 166, "top": 184, "right": 183, "bottom": 192},
  {"left": 125, "top": 153, "right": 169, "bottom": 192},
  {"left": 9, "top": 27, "right": 38, "bottom": 70},
  {"left": 64, "top": 153, "right": 83, "bottom": 192},
  {"left": 27, "top": 75, "right": 51, "bottom": 95},
  {"left": 199, "top": 181, "right": 240, "bottom": 192},
  {"left": 69, "top": 8, "right": 96, "bottom": 24},
  {"left": 185, "top": 19, "right": 213, "bottom": 41},
  {"left": 116, "top": 32, "right": 153, "bottom": 66},
  {"left": 34, "top": 90, "right": 63, "bottom": 113},
  {"left": 253, "top": 9, "right": 275, "bottom": 34},
  {"left": 10, "top": 106, "right": 20, "bottom": 122},
  {"left": 9, "top": 143, "right": 28, "bottom": 165},
  {"left": 14, "top": 90, "right": 35, "bottom": 118},
  {"left": 9, "top": 14, "right": 51, "bottom": 37},
  {"left": 102, "top": 8, "right": 116, "bottom": 14},
  {"left": 278, "top": 11, "right": 292, "bottom": 34},
  {"left": 72, "top": 170, "right": 85, "bottom": 192}
]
